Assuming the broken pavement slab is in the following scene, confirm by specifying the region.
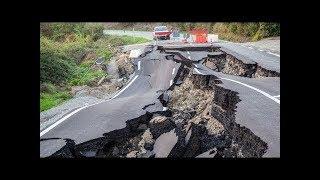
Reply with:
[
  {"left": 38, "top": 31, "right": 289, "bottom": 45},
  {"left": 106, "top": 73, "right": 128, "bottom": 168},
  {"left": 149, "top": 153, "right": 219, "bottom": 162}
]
[
  {"left": 153, "top": 129, "right": 178, "bottom": 158},
  {"left": 41, "top": 43, "right": 280, "bottom": 158}
]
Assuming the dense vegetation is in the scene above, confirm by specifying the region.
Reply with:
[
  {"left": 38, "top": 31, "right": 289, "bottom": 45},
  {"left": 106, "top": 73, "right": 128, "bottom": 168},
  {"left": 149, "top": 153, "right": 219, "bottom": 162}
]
[
  {"left": 40, "top": 23, "right": 150, "bottom": 112},
  {"left": 105, "top": 22, "right": 280, "bottom": 42},
  {"left": 209, "top": 22, "right": 280, "bottom": 42}
]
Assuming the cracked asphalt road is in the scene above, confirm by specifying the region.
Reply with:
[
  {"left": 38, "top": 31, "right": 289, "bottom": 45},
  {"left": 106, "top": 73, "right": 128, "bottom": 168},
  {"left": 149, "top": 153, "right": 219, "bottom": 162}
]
[
  {"left": 40, "top": 48, "right": 180, "bottom": 157},
  {"left": 40, "top": 35, "right": 280, "bottom": 158}
]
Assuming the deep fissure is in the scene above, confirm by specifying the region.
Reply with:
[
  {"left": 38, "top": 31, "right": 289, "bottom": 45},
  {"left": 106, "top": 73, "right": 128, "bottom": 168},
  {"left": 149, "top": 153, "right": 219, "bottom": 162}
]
[{"left": 42, "top": 45, "right": 272, "bottom": 158}]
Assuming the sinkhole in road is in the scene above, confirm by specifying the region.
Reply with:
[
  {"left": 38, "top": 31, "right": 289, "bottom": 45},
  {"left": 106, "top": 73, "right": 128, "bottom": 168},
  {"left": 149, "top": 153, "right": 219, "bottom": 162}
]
[
  {"left": 166, "top": 67, "right": 268, "bottom": 157},
  {"left": 159, "top": 45, "right": 279, "bottom": 78},
  {"left": 204, "top": 50, "right": 280, "bottom": 78}
]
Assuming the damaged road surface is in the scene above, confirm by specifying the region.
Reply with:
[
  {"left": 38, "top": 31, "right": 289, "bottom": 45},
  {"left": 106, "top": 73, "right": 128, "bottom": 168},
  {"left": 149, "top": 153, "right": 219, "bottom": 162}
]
[{"left": 40, "top": 42, "right": 280, "bottom": 158}]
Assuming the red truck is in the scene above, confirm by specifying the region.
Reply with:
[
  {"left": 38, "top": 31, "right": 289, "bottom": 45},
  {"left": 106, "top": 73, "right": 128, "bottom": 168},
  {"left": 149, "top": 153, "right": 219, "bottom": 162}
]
[{"left": 153, "top": 26, "right": 171, "bottom": 40}]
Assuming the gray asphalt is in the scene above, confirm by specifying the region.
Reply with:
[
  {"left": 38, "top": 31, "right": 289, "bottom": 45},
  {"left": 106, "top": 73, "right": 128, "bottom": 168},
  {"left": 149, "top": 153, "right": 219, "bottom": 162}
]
[
  {"left": 40, "top": 36, "right": 280, "bottom": 158},
  {"left": 40, "top": 47, "right": 180, "bottom": 157},
  {"left": 161, "top": 41, "right": 280, "bottom": 157},
  {"left": 193, "top": 60, "right": 280, "bottom": 157},
  {"left": 216, "top": 42, "right": 280, "bottom": 73}
]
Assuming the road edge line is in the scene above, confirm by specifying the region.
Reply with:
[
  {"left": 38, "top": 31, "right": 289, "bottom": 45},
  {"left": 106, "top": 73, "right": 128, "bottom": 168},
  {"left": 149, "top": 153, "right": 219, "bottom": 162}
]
[
  {"left": 40, "top": 106, "right": 87, "bottom": 137},
  {"left": 40, "top": 74, "right": 140, "bottom": 137},
  {"left": 220, "top": 77, "right": 280, "bottom": 104},
  {"left": 111, "top": 75, "right": 139, "bottom": 99}
]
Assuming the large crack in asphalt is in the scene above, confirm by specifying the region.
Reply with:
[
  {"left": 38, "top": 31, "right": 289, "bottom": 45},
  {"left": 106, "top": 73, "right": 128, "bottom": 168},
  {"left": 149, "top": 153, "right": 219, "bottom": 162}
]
[
  {"left": 204, "top": 50, "right": 280, "bottom": 78},
  {"left": 41, "top": 44, "right": 272, "bottom": 158}
]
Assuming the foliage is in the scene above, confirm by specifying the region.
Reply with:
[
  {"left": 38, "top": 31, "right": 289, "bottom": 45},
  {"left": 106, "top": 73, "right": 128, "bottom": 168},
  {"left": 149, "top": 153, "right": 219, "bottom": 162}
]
[
  {"left": 40, "top": 90, "right": 71, "bottom": 112},
  {"left": 68, "top": 61, "right": 105, "bottom": 86},
  {"left": 40, "top": 23, "right": 151, "bottom": 111}
]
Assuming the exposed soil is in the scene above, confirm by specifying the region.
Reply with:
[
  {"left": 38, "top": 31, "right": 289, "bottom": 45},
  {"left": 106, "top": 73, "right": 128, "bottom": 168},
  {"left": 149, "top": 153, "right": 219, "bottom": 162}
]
[
  {"left": 42, "top": 45, "right": 274, "bottom": 158},
  {"left": 47, "top": 65, "right": 267, "bottom": 158},
  {"left": 204, "top": 51, "right": 280, "bottom": 78}
]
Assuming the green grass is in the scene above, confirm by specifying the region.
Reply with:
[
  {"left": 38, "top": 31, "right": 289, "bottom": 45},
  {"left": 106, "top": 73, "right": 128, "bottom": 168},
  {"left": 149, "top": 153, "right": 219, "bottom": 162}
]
[
  {"left": 120, "top": 35, "right": 150, "bottom": 44},
  {"left": 40, "top": 24, "right": 150, "bottom": 111},
  {"left": 40, "top": 90, "right": 71, "bottom": 112},
  {"left": 68, "top": 61, "right": 105, "bottom": 86}
]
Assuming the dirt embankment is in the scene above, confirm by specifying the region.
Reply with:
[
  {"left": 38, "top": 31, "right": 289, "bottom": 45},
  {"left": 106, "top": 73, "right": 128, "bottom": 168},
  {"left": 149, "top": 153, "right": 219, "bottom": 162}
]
[
  {"left": 40, "top": 47, "right": 136, "bottom": 130},
  {"left": 70, "top": 48, "right": 135, "bottom": 99},
  {"left": 204, "top": 52, "right": 280, "bottom": 78}
]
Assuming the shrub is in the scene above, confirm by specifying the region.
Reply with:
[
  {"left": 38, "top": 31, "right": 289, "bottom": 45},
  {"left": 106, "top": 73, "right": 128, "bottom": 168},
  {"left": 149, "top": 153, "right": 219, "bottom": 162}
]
[
  {"left": 68, "top": 62, "right": 105, "bottom": 86},
  {"left": 40, "top": 82, "right": 57, "bottom": 93},
  {"left": 58, "top": 34, "right": 91, "bottom": 63},
  {"left": 260, "top": 23, "right": 280, "bottom": 37},
  {"left": 40, "top": 23, "right": 86, "bottom": 41},
  {"left": 83, "top": 23, "right": 105, "bottom": 41},
  {"left": 229, "top": 23, "right": 238, "bottom": 34},
  {"left": 40, "top": 36, "right": 76, "bottom": 84}
]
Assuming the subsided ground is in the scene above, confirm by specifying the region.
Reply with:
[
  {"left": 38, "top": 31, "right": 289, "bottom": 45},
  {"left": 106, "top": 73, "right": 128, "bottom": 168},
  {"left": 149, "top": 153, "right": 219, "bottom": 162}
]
[{"left": 40, "top": 40, "right": 280, "bottom": 158}]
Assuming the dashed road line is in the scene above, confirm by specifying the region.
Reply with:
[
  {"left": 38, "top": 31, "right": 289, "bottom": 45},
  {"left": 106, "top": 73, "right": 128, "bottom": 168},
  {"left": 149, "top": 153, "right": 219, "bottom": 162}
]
[
  {"left": 244, "top": 45, "right": 280, "bottom": 57},
  {"left": 194, "top": 67, "right": 205, "bottom": 75},
  {"left": 137, "top": 61, "right": 141, "bottom": 70},
  {"left": 267, "top": 51, "right": 280, "bottom": 57},
  {"left": 170, "top": 79, "right": 173, "bottom": 86},
  {"left": 112, "top": 75, "right": 139, "bottom": 99},
  {"left": 172, "top": 68, "right": 175, "bottom": 75}
]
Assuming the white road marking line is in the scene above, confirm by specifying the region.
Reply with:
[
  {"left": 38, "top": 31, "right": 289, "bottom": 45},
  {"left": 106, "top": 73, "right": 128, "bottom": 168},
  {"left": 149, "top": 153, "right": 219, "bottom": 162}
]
[
  {"left": 267, "top": 51, "right": 280, "bottom": 57},
  {"left": 172, "top": 68, "right": 175, "bottom": 75},
  {"left": 40, "top": 75, "right": 140, "bottom": 137},
  {"left": 40, "top": 106, "right": 86, "bottom": 137},
  {"left": 219, "top": 77, "right": 280, "bottom": 104},
  {"left": 170, "top": 79, "right": 173, "bottom": 86},
  {"left": 162, "top": 107, "right": 168, "bottom": 111},
  {"left": 194, "top": 68, "right": 205, "bottom": 75},
  {"left": 111, "top": 75, "right": 139, "bottom": 99},
  {"left": 187, "top": 51, "right": 190, "bottom": 54},
  {"left": 274, "top": 95, "right": 280, "bottom": 98},
  {"left": 248, "top": 46, "right": 253, "bottom": 49},
  {"left": 258, "top": 49, "right": 264, "bottom": 51},
  {"left": 137, "top": 61, "right": 141, "bottom": 70},
  {"left": 188, "top": 56, "right": 191, "bottom": 60}
]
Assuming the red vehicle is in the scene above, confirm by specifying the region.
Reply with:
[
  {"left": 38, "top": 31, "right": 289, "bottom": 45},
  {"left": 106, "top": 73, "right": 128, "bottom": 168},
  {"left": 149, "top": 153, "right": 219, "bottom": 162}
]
[{"left": 153, "top": 26, "right": 171, "bottom": 40}]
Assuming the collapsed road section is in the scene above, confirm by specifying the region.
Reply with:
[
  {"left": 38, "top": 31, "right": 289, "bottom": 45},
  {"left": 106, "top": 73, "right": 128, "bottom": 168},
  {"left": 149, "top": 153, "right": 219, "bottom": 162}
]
[{"left": 40, "top": 43, "right": 280, "bottom": 158}]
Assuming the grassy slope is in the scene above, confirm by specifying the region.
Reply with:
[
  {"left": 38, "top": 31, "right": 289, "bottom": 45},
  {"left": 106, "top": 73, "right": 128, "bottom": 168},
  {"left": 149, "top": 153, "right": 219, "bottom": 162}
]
[{"left": 40, "top": 35, "right": 150, "bottom": 112}]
